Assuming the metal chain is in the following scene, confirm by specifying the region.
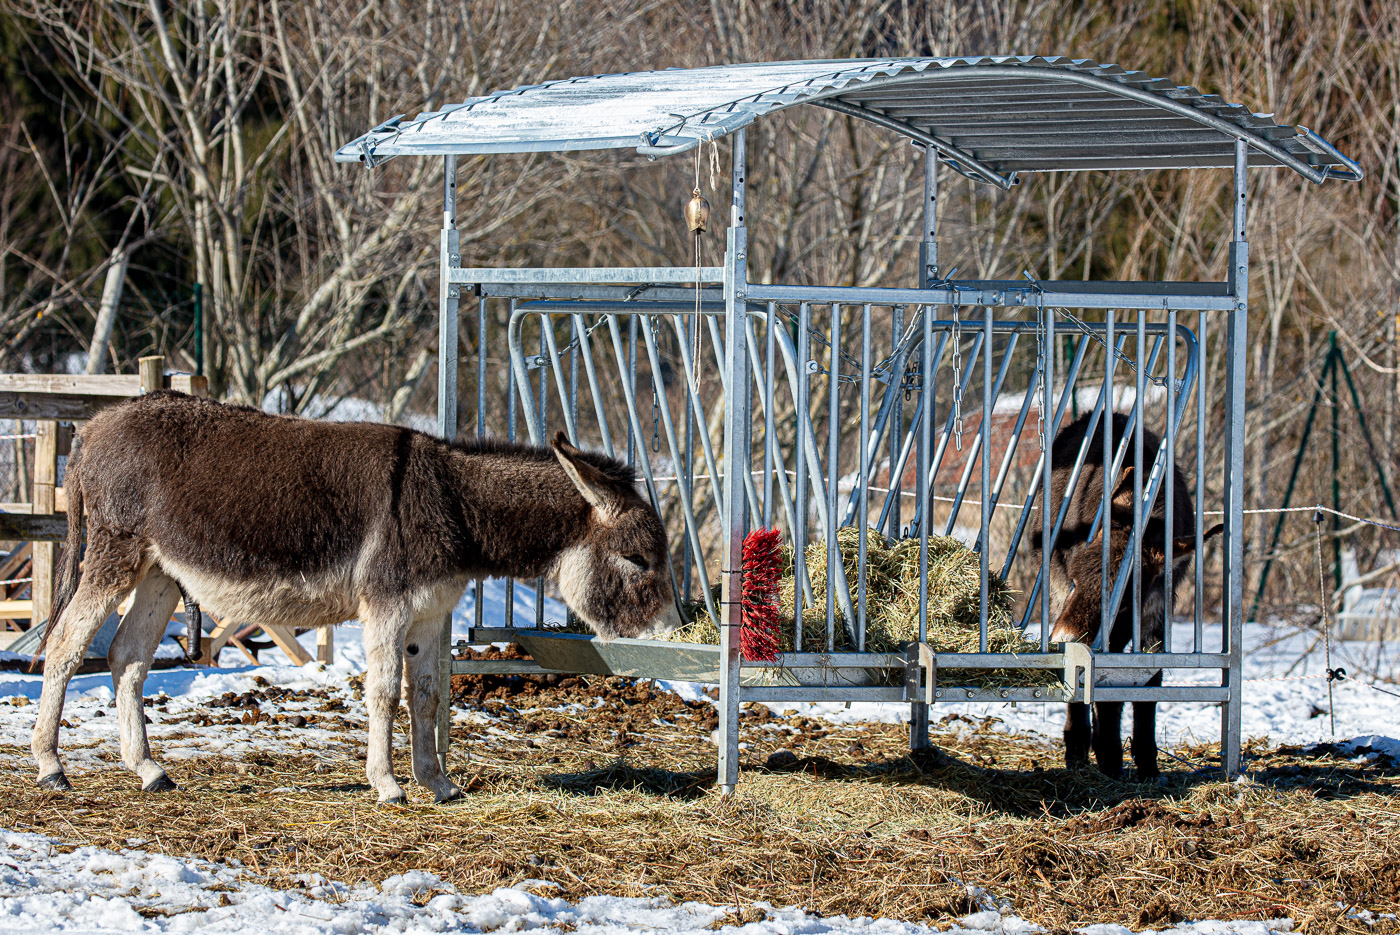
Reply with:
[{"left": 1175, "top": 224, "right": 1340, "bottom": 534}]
[
  {"left": 524, "top": 314, "right": 611, "bottom": 369},
  {"left": 1051, "top": 305, "right": 1180, "bottom": 392}
]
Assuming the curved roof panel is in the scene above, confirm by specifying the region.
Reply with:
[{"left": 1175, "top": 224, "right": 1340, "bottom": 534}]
[{"left": 334, "top": 56, "right": 1361, "bottom": 186}]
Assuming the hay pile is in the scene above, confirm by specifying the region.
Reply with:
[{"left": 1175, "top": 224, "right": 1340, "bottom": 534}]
[{"left": 669, "top": 529, "right": 1058, "bottom": 686}]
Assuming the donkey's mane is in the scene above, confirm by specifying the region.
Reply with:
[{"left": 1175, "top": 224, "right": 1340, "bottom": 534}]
[{"left": 448, "top": 434, "right": 636, "bottom": 487}]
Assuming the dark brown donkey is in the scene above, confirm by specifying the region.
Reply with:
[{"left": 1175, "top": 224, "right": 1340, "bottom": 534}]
[
  {"left": 1031, "top": 412, "right": 1218, "bottom": 779},
  {"left": 33, "top": 391, "right": 680, "bottom": 803}
]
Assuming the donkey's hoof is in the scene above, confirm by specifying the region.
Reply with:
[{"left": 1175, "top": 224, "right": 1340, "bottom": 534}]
[
  {"left": 142, "top": 774, "right": 178, "bottom": 793},
  {"left": 378, "top": 793, "right": 408, "bottom": 807},
  {"left": 433, "top": 784, "right": 464, "bottom": 805},
  {"left": 37, "top": 772, "right": 72, "bottom": 792}
]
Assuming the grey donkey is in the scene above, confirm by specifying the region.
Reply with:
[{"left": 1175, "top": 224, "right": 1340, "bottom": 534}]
[{"left": 33, "top": 392, "right": 680, "bottom": 803}]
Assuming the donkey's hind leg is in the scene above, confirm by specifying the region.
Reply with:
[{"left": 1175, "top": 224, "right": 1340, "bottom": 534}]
[
  {"left": 360, "top": 601, "right": 412, "bottom": 804},
  {"left": 1092, "top": 701, "right": 1125, "bottom": 778},
  {"left": 403, "top": 615, "right": 462, "bottom": 804},
  {"left": 1130, "top": 671, "right": 1163, "bottom": 779},
  {"left": 108, "top": 570, "right": 181, "bottom": 791},
  {"left": 32, "top": 537, "right": 143, "bottom": 790},
  {"left": 1064, "top": 702, "right": 1091, "bottom": 769}
]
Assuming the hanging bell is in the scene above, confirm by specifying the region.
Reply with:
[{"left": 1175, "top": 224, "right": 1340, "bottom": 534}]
[{"left": 684, "top": 188, "right": 710, "bottom": 233}]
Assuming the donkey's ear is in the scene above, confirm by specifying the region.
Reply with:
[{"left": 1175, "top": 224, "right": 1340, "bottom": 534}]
[
  {"left": 1169, "top": 522, "right": 1224, "bottom": 554},
  {"left": 551, "top": 432, "right": 620, "bottom": 517},
  {"left": 1110, "top": 466, "right": 1137, "bottom": 515}
]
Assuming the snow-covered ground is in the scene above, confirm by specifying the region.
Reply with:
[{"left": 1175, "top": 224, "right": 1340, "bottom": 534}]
[
  {"left": 2, "top": 582, "right": 1397, "bottom": 933},
  {"left": 0, "top": 827, "right": 1302, "bottom": 935}
]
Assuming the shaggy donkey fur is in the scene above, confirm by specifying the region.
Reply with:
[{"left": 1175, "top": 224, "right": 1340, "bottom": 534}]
[{"left": 33, "top": 391, "right": 679, "bottom": 803}]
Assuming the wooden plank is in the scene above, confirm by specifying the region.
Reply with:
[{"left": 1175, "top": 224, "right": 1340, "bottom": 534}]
[
  {"left": 0, "top": 514, "right": 69, "bottom": 541},
  {"left": 316, "top": 627, "right": 334, "bottom": 664},
  {"left": 0, "top": 393, "right": 120, "bottom": 421},
  {"left": 0, "top": 361, "right": 202, "bottom": 422},
  {"left": 0, "top": 599, "right": 32, "bottom": 618},
  {"left": 169, "top": 374, "right": 208, "bottom": 396},
  {"left": 0, "top": 374, "right": 143, "bottom": 397},
  {"left": 260, "top": 623, "right": 314, "bottom": 666}
]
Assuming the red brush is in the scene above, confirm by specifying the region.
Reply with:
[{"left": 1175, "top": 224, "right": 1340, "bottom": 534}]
[{"left": 740, "top": 527, "right": 782, "bottom": 663}]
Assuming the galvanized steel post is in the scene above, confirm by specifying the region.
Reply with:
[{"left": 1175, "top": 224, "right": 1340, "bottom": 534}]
[
  {"left": 436, "top": 154, "right": 460, "bottom": 772},
  {"left": 719, "top": 130, "right": 749, "bottom": 794},
  {"left": 910, "top": 145, "right": 938, "bottom": 753},
  {"left": 1221, "top": 139, "right": 1248, "bottom": 778}
]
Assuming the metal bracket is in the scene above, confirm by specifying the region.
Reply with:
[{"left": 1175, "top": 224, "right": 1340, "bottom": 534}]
[
  {"left": 902, "top": 642, "right": 938, "bottom": 704},
  {"left": 1063, "top": 642, "right": 1093, "bottom": 705}
]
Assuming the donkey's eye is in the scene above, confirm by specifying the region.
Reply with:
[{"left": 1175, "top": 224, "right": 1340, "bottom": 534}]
[{"left": 623, "top": 553, "right": 648, "bottom": 570}]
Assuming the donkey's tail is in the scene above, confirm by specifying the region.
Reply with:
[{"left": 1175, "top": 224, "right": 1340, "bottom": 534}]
[{"left": 31, "top": 439, "right": 84, "bottom": 671}]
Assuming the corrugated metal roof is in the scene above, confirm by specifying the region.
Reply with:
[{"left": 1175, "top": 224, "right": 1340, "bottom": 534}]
[{"left": 334, "top": 56, "right": 1361, "bottom": 186}]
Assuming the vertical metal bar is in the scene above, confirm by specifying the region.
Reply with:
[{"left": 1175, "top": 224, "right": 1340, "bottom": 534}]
[
  {"left": 718, "top": 130, "right": 747, "bottom": 796},
  {"left": 504, "top": 300, "right": 518, "bottom": 631},
  {"left": 435, "top": 155, "right": 459, "bottom": 772},
  {"left": 910, "top": 303, "right": 932, "bottom": 753},
  {"left": 795, "top": 302, "right": 811, "bottom": 652},
  {"left": 921, "top": 146, "right": 939, "bottom": 288},
  {"left": 1133, "top": 310, "right": 1146, "bottom": 653},
  {"left": 641, "top": 318, "right": 719, "bottom": 628},
  {"left": 889, "top": 305, "right": 905, "bottom": 538},
  {"left": 876, "top": 330, "right": 948, "bottom": 535},
  {"left": 827, "top": 305, "right": 841, "bottom": 652},
  {"left": 1040, "top": 306, "right": 1054, "bottom": 650},
  {"left": 541, "top": 318, "right": 577, "bottom": 442},
  {"left": 748, "top": 315, "right": 801, "bottom": 559},
  {"left": 1221, "top": 139, "right": 1248, "bottom": 778},
  {"left": 474, "top": 296, "right": 487, "bottom": 634},
  {"left": 912, "top": 144, "right": 939, "bottom": 752},
  {"left": 979, "top": 306, "right": 991, "bottom": 651},
  {"left": 1195, "top": 310, "right": 1207, "bottom": 652},
  {"left": 1164, "top": 309, "right": 1177, "bottom": 652},
  {"left": 602, "top": 316, "right": 689, "bottom": 618},
  {"left": 945, "top": 333, "right": 1020, "bottom": 536},
  {"left": 670, "top": 314, "right": 728, "bottom": 519},
  {"left": 920, "top": 331, "right": 986, "bottom": 530},
  {"left": 918, "top": 303, "right": 933, "bottom": 636},
  {"left": 537, "top": 322, "right": 548, "bottom": 630},
  {"left": 683, "top": 319, "right": 695, "bottom": 602},
  {"left": 763, "top": 303, "right": 777, "bottom": 527},
  {"left": 1102, "top": 310, "right": 1115, "bottom": 651},
  {"left": 627, "top": 316, "right": 638, "bottom": 466},
  {"left": 1008, "top": 332, "right": 1106, "bottom": 627},
  {"left": 572, "top": 314, "right": 614, "bottom": 457},
  {"left": 1002, "top": 327, "right": 1093, "bottom": 584},
  {"left": 858, "top": 304, "right": 871, "bottom": 650},
  {"left": 569, "top": 315, "right": 579, "bottom": 439}
]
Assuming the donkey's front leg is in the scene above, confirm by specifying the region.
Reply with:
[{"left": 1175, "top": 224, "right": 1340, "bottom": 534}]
[
  {"left": 361, "top": 602, "right": 411, "bottom": 804},
  {"left": 32, "top": 541, "right": 139, "bottom": 790},
  {"left": 109, "top": 571, "right": 182, "bottom": 791},
  {"left": 404, "top": 616, "right": 461, "bottom": 804}
]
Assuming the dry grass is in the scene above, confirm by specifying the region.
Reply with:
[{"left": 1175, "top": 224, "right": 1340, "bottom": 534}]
[
  {"left": 2, "top": 672, "right": 1398, "bottom": 933},
  {"left": 668, "top": 529, "right": 1058, "bottom": 686}
]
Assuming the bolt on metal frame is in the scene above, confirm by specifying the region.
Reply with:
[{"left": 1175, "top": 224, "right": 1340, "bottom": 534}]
[{"left": 330, "top": 59, "right": 1360, "bottom": 790}]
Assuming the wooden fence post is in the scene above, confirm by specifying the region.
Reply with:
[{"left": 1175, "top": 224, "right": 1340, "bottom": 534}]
[{"left": 138, "top": 356, "right": 163, "bottom": 394}]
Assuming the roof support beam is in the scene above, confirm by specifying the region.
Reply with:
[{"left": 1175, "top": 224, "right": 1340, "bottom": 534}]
[{"left": 810, "top": 99, "right": 1016, "bottom": 190}]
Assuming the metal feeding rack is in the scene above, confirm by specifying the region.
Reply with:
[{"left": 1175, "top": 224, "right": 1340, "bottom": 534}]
[{"left": 336, "top": 56, "right": 1361, "bottom": 789}]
